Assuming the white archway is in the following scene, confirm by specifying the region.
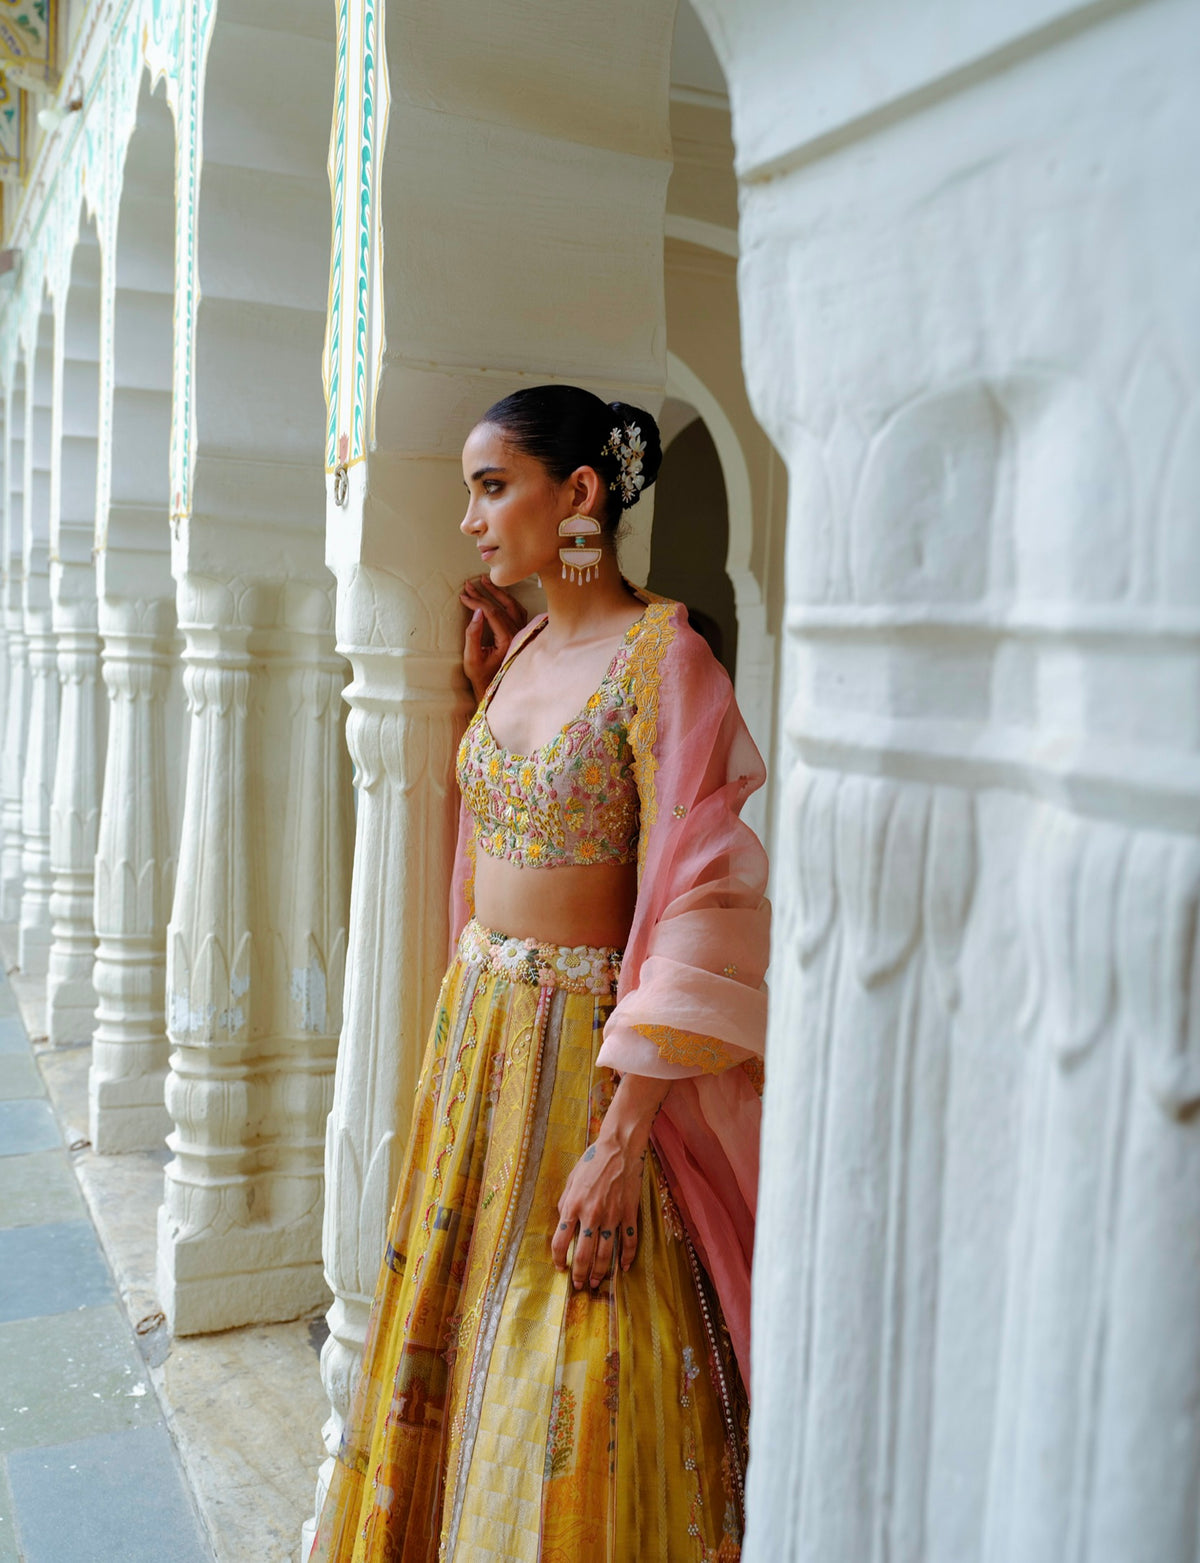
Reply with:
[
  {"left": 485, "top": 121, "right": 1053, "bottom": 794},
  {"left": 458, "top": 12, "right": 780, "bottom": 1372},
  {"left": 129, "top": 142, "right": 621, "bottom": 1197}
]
[{"left": 666, "top": 348, "right": 776, "bottom": 831}]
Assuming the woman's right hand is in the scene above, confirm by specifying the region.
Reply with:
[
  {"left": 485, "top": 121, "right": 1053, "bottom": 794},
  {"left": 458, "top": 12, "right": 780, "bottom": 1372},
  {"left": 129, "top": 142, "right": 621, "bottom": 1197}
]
[{"left": 459, "top": 576, "right": 527, "bottom": 703}]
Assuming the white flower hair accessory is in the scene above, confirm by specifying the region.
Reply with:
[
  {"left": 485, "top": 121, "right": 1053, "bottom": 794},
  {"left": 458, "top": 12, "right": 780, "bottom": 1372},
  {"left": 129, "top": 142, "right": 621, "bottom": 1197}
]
[{"left": 601, "top": 422, "right": 647, "bottom": 508}]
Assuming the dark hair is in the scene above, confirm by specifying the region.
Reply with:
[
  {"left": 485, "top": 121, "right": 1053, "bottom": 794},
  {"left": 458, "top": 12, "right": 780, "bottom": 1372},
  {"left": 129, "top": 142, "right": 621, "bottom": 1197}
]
[{"left": 479, "top": 384, "right": 663, "bottom": 533}]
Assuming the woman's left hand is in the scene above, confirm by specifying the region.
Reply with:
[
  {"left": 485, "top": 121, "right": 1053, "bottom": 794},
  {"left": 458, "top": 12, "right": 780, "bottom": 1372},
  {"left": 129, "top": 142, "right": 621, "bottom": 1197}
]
[
  {"left": 552, "top": 1134, "right": 645, "bottom": 1291},
  {"left": 551, "top": 1073, "right": 671, "bottom": 1290}
]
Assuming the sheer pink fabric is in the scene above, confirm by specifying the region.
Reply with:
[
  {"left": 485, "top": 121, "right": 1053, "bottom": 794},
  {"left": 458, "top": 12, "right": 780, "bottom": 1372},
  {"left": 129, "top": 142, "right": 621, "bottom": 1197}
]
[{"left": 449, "top": 598, "right": 769, "bottom": 1382}]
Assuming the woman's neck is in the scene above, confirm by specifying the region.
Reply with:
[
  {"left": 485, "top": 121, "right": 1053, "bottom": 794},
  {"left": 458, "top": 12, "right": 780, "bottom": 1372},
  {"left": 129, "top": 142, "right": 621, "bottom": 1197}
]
[{"left": 538, "top": 549, "right": 641, "bottom": 646}]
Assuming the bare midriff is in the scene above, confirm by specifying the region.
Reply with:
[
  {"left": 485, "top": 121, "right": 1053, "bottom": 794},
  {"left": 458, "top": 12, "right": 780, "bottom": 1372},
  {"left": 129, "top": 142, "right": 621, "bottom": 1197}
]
[{"left": 473, "top": 853, "right": 638, "bottom": 950}]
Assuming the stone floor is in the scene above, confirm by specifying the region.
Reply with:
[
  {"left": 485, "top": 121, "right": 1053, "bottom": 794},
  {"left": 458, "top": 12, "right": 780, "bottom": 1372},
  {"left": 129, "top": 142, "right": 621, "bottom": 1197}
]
[
  {"left": 0, "top": 937, "right": 332, "bottom": 1563},
  {"left": 0, "top": 973, "right": 211, "bottom": 1563}
]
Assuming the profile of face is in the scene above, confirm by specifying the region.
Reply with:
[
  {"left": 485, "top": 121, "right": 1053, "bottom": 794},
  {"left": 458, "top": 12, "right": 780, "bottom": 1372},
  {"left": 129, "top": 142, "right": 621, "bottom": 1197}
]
[{"left": 460, "top": 422, "right": 606, "bottom": 588}]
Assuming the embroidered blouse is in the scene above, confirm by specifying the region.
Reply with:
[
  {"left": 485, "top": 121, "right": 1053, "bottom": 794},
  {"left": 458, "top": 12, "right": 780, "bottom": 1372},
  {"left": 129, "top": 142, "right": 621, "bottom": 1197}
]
[{"left": 455, "top": 614, "right": 643, "bottom": 870}]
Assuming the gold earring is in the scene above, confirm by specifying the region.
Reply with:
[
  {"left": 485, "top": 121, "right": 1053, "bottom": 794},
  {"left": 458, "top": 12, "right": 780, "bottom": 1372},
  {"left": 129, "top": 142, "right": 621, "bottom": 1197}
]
[{"left": 558, "top": 513, "right": 602, "bottom": 584}]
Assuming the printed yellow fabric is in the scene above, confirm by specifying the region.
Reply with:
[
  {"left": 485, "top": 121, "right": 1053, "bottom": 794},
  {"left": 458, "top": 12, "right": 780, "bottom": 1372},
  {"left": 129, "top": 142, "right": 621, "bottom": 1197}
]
[{"left": 310, "top": 921, "right": 745, "bottom": 1563}]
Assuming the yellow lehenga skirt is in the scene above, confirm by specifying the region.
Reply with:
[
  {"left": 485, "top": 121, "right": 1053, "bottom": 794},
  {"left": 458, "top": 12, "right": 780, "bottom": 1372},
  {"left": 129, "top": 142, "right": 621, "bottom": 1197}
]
[{"left": 311, "top": 919, "right": 746, "bottom": 1563}]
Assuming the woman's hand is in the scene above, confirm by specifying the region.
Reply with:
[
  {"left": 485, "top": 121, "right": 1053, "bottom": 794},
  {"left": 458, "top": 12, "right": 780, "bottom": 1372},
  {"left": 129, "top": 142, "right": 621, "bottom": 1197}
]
[
  {"left": 551, "top": 1074, "right": 671, "bottom": 1290},
  {"left": 459, "top": 576, "right": 527, "bottom": 703}
]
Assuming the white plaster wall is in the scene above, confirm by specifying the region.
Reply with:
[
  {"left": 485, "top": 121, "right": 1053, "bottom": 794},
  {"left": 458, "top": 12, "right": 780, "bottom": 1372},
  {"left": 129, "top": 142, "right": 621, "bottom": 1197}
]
[{"left": 691, "top": 0, "right": 1200, "bottom": 1556}]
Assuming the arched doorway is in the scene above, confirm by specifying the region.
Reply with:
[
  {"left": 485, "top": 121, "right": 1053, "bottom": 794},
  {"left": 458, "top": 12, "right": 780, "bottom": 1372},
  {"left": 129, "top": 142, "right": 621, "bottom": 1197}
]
[
  {"left": 648, "top": 404, "right": 738, "bottom": 672},
  {"left": 653, "top": 0, "right": 786, "bottom": 829}
]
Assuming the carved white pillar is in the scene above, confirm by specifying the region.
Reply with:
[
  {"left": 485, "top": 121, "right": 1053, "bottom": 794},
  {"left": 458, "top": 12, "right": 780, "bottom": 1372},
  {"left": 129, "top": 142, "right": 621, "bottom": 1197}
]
[
  {"left": 158, "top": 575, "right": 353, "bottom": 1334},
  {"left": 313, "top": 575, "right": 467, "bottom": 1519},
  {"left": 266, "top": 586, "right": 353, "bottom": 1238},
  {"left": 691, "top": 0, "right": 1200, "bottom": 1558},
  {"left": 0, "top": 590, "right": 29, "bottom": 922},
  {"left": 0, "top": 606, "right": 7, "bottom": 820},
  {"left": 91, "top": 596, "right": 177, "bottom": 1151},
  {"left": 19, "top": 559, "right": 60, "bottom": 975},
  {"left": 47, "top": 591, "right": 106, "bottom": 1040},
  {"left": 2, "top": 382, "right": 27, "bottom": 925},
  {"left": 158, "top": 576, "right": 260, "bottom": 1330}
]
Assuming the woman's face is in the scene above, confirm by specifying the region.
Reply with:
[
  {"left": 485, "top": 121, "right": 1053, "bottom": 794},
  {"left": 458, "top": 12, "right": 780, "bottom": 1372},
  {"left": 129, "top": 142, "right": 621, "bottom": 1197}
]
[{"left": 460, "top": 422, "right": 601, "bottom": 587}]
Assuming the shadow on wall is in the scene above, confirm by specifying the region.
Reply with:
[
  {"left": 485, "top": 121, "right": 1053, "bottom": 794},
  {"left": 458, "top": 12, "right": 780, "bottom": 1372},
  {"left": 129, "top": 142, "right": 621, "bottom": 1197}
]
[{"left": 646, "top": 414, "right": 738, "bottom": 676}]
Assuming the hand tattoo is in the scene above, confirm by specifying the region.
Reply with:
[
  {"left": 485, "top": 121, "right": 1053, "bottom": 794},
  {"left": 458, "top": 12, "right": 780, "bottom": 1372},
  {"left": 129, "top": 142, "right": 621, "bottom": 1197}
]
[
  {"left": 601, "top": 1230, "right": 612, "bottom": 1240},
  {"left": 583, "top": 1146, "right": 596, "bottom": 1161},
  {"left": 583, "top": 1228, "right": 593, "bottom": 1237},
  {"left": 626, "top": 1226, "right": 635, "bottom": 1237},
  {"left": 559, "top": 1222, "right": 569, "bottom": 1230}
]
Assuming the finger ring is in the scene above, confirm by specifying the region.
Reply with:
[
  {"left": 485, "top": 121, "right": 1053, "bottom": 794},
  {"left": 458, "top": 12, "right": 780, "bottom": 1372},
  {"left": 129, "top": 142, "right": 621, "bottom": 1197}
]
[{"left": 583, "top": 1228, "right": 593, "bottom": 1237}]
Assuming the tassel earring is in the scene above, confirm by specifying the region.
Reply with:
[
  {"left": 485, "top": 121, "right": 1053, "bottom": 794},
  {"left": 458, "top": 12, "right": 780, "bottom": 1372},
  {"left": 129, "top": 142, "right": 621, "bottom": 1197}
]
[{"left": 558, "top": 513, "right": 603, "bottom": 584}]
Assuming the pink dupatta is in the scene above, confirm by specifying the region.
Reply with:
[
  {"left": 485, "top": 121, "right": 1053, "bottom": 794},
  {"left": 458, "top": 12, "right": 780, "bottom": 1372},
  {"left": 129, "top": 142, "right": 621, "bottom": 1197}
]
[{"left": 449, "top": 597, "right": 769, "bottom": 1383}]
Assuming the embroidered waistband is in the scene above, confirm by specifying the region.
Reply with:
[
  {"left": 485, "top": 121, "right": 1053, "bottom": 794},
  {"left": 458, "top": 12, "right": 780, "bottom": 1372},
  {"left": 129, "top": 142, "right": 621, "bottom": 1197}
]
[{"left": 458, "top": 918, "right": 622, "bottom": 996}]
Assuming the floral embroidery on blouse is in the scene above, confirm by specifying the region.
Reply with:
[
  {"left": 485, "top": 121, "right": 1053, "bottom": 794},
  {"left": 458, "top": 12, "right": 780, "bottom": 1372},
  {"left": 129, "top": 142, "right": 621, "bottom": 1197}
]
[{"left": 456, "top": 613, "right": 647, "bottom": 869}]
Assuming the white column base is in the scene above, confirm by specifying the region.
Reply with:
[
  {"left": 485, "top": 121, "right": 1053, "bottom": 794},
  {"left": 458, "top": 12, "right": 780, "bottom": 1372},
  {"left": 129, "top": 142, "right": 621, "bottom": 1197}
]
[
  {"left": 89, "top": 1071, "right": 171, "bottom": 1154},
  {"left": 46, "top": 972, "right": 98, "bottom": 1045},
  {"left": 156, "top": 1202, "right": 330, "bottom": 1336},
  {"left": 17, "top": 918, "right": 51, "bottom": 978}
]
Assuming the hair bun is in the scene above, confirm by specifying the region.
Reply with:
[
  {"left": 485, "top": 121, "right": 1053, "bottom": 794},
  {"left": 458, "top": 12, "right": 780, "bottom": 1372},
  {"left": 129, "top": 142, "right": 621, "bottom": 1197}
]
[{"left": 605, "top": 400, "right": 663, "bottom": 509}]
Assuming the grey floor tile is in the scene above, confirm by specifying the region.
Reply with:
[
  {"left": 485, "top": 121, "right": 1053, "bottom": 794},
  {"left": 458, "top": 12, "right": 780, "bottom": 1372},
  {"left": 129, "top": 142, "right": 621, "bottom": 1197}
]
[
  {"left": 0, "top": 1150, "right": 86, "bottom": 1230},
  {"left": 0, "top": 1099, "right": 60, "bottom": 1156},
  {"left": 0, "top": 1306, "right": 156, "bottom": 1455},
  {"left": 0, "top": 1459, "right": 18, "bottom": 1563},
  {"left": 8, "top": 1422, "right": 212, "bottom": 1563},
  {"left": 0, "top": 1020, "right": 25, "bottom": 1056},
  {"left": 0, "top": 1051, "right": 42, "bottom": 1102},
  {"left": 0, "top": 1220, "right": 114, "bottom": 1323}
]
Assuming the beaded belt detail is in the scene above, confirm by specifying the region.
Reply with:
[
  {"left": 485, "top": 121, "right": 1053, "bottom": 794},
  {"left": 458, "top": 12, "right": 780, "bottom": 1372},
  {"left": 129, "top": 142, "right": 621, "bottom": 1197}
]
[{"left": 458, "top": 918, "right": 622, "bottom": 996}]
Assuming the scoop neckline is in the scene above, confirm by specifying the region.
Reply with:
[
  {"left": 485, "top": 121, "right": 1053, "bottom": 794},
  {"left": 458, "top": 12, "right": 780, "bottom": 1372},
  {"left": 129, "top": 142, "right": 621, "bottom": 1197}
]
[{"left": 480, "top": 606, "right": 649, "bottom": 762}]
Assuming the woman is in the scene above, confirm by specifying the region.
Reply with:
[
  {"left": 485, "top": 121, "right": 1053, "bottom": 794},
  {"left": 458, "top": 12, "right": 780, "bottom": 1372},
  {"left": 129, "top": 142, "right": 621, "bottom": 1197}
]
[{"left": 312, "top": 385, "right": 770, "bottom": 1563}]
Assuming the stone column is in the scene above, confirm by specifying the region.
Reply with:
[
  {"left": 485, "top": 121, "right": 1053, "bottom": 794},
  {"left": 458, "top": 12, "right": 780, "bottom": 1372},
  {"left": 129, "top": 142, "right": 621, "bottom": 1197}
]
[
  {"left": 0, "top": 585, "right": 29, "bottom": 923},
  {"left": 47, "top": 594, "right": 105, "bottom": 1040},
  {"left": 158, "top": 575, "right": 261, "bottom": 1330},
  {"left": 685, "top": 0, "right": 1200, "bottom": 1558},
  {"left": 91, "top": 594, "right": 177, "bottom": 1151},
  {"left": 158, "top": 576, "right": 352, "bottom": 1334},
  {"left": 315, "top": 568, "right": 469, "bottom": 1499},
  {"left": 265, "top": 585, "right": 352, "bottom": 1242},
  {"left": 1, "top": 384, "right": 26, "bottom": 923},
  {"left": 156, "top": 0, "right": 354, "bottom": 1336},
  {"left": 19, "top": 548, "right": 59, "bottom": 975},
  {"left": 47, "top": 226, "right": 106, "bottom": 1042}
]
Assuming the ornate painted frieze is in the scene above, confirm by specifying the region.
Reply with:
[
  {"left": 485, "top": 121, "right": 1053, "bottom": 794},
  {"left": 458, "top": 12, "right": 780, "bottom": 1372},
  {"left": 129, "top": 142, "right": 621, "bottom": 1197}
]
[
  {"left": 0, "top": 70, "right": 25, "bottom": 178},
  {"left": 324, "top": 0, "right": 385, "bottom": 474},
  {"left": 0, "top": 0, "right": 58, "bottom": 90}
]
